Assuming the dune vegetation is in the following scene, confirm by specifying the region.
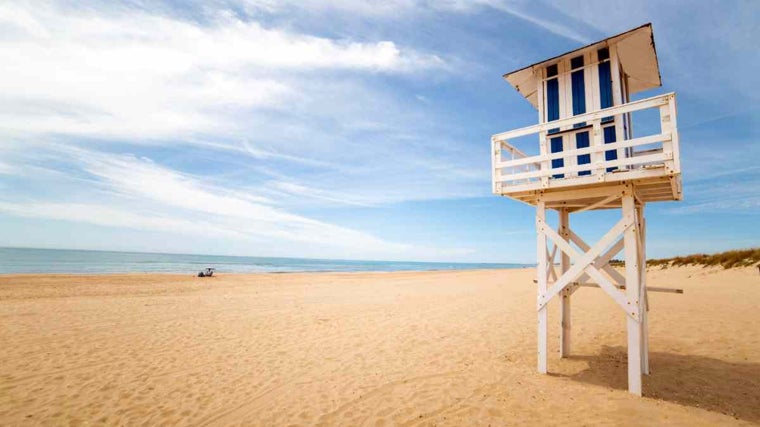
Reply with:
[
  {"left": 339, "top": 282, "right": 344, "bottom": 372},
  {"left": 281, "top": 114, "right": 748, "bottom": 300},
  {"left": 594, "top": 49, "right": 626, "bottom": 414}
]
[{"left": 647, "top": 248, "right": 760, "bottom": 269}]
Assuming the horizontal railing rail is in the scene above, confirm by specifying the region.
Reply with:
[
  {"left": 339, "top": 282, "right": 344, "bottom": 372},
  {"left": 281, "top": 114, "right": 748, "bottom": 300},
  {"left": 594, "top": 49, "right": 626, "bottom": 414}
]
[{"left": 491, "top": 92, "right": 680, "bottom": 194}]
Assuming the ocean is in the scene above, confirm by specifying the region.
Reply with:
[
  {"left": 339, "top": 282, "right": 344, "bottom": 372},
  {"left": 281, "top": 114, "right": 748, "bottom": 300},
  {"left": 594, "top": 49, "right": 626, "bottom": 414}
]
[{"left": 0, "top": 247, "right": 526, "bottom": 274}]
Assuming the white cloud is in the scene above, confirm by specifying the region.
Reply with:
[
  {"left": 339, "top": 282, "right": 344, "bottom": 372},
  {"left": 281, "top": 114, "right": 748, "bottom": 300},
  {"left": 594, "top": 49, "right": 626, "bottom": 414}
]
[
  {"left": 0, "top": 2, "right": 443, "bottom": 140},
  {"left": 0, "top": 160, "right": 14, "bottom": 175},
  {"left": 1, "top": 147, "right": 453, "bottom": 259},
  {"left": 268, "top": 181, "right": 375, "bottom": 207},
  {"left": 0, "top": 201, "right": 244, "bottom": 238},
  {"left": 0, "top": 1, "right": 490, "bottom": 261}
]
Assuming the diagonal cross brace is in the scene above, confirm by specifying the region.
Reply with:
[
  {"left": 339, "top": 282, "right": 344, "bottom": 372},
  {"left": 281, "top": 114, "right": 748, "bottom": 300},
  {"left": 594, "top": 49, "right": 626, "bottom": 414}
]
[
  {"left": 570, "top": 238, "right": 624, "bottom": 298},
  {"left": 545, "top": 224, "right": 637, "bottom": 319},
  {"left": 547, "top": 244, "right": 558, "bottom": 282},
  {"left": 570, "top": 230, "right": 626, "bottom": 287},
  {"left": 537, "top": 216, "right": 638, "bottom": 320}
]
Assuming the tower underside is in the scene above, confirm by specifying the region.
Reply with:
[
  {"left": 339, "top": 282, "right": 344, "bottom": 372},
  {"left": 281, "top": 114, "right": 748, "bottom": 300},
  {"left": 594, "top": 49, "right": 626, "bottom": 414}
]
[
  {"left": 535, "top": 182, "right": 650, "bottom": 395},
  {"left": 506, "top": 174, "right": 680, "bottom": 209}
]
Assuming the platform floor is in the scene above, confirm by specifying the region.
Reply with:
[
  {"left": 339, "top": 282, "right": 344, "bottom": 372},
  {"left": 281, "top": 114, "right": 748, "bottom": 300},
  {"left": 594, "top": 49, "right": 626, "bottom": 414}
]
[{"left": 499, "top": 172, "right": 681, "bottom": 209}]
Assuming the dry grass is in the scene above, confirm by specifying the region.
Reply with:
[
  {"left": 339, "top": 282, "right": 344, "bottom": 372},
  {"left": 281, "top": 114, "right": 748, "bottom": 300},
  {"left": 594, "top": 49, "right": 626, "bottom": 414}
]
[
  {"left": 647, "top": 248, "right": 760, "bottom": 269},
  {"left": 607, "top": 248, "right": 760, "bottom": 269}
]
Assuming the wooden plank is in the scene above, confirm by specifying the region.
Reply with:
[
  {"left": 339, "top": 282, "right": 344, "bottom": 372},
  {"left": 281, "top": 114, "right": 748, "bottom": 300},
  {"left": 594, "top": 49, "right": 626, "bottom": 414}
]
[
  {"left": 610, "top": 44, "right": 627, "bottom": 166},
  {"left": 545, "top": 123, "right": 593, "bottom": 137},
  {"left": 502, "top": 151, "right": 670, "bottom": 182},
  {"left": 559, "top": 209, "right": 571, "bottom": 358},
  {"left": 550, "top": 224, "right": 632, "bottom": 316},
  {"left": 623, "top": 192, "right": 642, "bottom": 396},
  {"left": 498, "top": 141, "right": 533, "bottom": 158},
  {"left": 669, "top": 93, "right": 682, "bottom": 174},
  {"left": 536, "top": 67, "right": 550, "bottom": 189},
  {"left": 589, "top": 49, "right": 601, "bottom": 113},
  {"left": 538, "top": 216, "right": 632, "bottom": 314},
  {"left": 569, "top": 230, "right": 626, "bottom": 286},
  {"left": 540, "top": 185, "right": 625, "bottom": 202},
  {"left": 497, "top": 168, "right": 677, "bottom": 198},
  {"left": 495, "top": 133, "right": 670, "bottom": 169},
  {"left": 575, "top": 283, "right": 682, "bottom": 294},
  {"left": 536, "top": 198, "right": 548, "bottom": 374},
  {"left": 560, "top": 58, "right": 570, "bottom": 127},
  {"left": 638, "top": 206, "right": 650, "bottom": 375},
  {"left": 547, "top": 244, "right": 558, "bottom": 282},
  {"left": 592, "top": 120, "right": 604, "bottom": 176},
  {"left": 561, "top": 227, "right": 630, "bottom": 311},
  {"left": 492, "top": 93, "right": 672, "bottom": 142},
  {"left": 491, "top": 139, "right": 499, "bottom": 194},
  {"left": 572, "top": 193, "right": 620, "bottom": 213},
  {"left": 499, "top": 164, "right": 675, "bottom": 193},
  {"left": 533, "top": 280, "right": 684, "bottom": 294},
  {"left": 585, "top": 259, "right": 634, "bottom": 318}
]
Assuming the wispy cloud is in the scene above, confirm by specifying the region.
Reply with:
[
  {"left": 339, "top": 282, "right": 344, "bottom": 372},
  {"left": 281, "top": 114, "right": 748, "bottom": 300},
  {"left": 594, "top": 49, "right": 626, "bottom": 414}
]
[
  {"left": 69, "top": 149, "right": 398, "bottom": 244},
  {"left": 666, "top": 174, "right": 760, "bottom": 215},
  {"left": 0, "top": 2, "right": 443, "bottom": 140},
  {"left": 0, "top": 201, "right": 244, "bottom": 238},
  {"left": 239, "top": 0, "right": 597, "bottom": 43},
  {"left": 0, "top": 0, "right": 493, "bottom": 261},
  {"left": 0, "top": 146, "right": 475, "bottom": 260},
  {"left": 480, "top": 1, "right": 598, "bottom": 43}
]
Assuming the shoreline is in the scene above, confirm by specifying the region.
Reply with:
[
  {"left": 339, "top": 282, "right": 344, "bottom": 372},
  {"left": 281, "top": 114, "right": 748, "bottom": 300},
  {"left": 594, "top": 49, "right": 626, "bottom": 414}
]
[
  {"left": 0, "top": 267, "right": 529, "bottom": 278},
  {"left": 0, "top": 263, "right": 745, "bottom": 278},
  {"left": 0, "top": 246, "right": 528, "bottom": 276}
]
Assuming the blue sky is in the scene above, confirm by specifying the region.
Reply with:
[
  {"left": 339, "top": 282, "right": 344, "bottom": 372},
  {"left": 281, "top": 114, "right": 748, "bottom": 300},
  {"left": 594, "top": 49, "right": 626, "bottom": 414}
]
[{"left": 0, "top": 0, "right": 757, "bottom": 263}]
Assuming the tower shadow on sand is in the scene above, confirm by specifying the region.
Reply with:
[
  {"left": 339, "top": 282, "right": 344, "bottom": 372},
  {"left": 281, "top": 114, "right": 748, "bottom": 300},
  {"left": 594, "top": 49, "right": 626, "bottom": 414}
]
[{"left": 561, "top": 345, "right": 760, "bottom": 423}]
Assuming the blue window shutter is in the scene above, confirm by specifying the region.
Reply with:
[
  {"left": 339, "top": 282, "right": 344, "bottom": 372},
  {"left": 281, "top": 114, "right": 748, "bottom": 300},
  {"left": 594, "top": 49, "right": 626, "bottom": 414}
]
[
  {"left": 546, "top": 77, "right": 562, "bottom": 178},
  {"left": 576, "top": 131, "right": 591, "bottom": 176},
  {"left": 598, "top": 60, "right": 614, "bottom": 123},
  {"left": 570, "top": 58, "right": 588, "bottom": 175},
  {"left": 546, "top": 78, "right": 560, "bottom": 123},
  {"left": 603, "top": 126, "right": 617, "bottom": 172},
  {"left": 571, "top": 70, "right": 586, "bottom": 117},
  {"left": 550, "top": 136, "right": 564, "bottom": 178}
]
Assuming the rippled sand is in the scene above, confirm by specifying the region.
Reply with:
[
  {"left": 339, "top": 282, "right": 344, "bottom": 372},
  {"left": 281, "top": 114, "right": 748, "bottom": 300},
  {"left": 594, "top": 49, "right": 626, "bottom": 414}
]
[{"left": 1, "top": 267, "right": 758, "bottom": 426}]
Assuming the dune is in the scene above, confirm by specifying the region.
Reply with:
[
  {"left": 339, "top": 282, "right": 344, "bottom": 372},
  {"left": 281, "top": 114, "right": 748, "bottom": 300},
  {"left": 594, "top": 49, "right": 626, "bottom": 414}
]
[{"left": 0, "top": 267, "right": 758, "bottom": 425}]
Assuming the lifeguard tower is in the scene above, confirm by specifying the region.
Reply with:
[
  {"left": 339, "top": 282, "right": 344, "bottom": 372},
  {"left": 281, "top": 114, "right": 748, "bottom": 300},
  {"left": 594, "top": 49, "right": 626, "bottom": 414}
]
[{"left": 491, "top": 24, "right": 682, "bottom": 396}]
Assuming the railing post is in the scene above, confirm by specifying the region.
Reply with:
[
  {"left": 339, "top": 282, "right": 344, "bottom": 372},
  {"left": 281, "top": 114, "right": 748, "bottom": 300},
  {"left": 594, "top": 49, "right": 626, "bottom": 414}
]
[
  {"left": 623, "top": 189, "right": 643, "bottom": 396},
  {"left": 536, "top": 197, "right": 548, "bottom": 374},
  {"left": 610, "top": 44, "right": 627, "bottom": 169},
  {"left": 592, "top": 120, "right": 604, "bottom": 177},
  {"left": 539, "top": 132, "right": 549, "bottom": 188},
  {"left": 559, "top": 208, "right": 571, "bottom": 357},
  {"left": 491, "top": 137, "right": 500, "bottom": 194},
  {"left": 659, "top": 103, "right": 674, "bottom": 174},
  {"left": 668, "top": 94, "right": 681, "bottom": 175}
]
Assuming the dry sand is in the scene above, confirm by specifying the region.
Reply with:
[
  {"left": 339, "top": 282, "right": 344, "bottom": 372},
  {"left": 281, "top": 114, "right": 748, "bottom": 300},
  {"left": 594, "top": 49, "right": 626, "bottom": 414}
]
[{"left": 1, "top": 266, "right": 758, "bottom": 426}]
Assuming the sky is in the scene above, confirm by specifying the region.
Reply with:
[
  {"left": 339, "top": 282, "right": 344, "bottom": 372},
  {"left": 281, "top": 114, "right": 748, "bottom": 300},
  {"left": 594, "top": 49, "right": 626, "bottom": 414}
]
[{"left": 0, "top": 0, "right": 757, "bottom": 263}]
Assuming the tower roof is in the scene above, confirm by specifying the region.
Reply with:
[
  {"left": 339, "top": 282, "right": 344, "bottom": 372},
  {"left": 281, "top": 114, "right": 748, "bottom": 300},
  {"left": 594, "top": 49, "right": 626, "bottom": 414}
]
[{"left": 504, "top": 23, "right": 661, "bottom": 109}]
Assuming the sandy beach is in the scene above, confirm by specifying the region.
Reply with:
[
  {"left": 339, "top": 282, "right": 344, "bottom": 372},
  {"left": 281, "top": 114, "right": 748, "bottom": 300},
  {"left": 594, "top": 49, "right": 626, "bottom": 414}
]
[{"left": 1, "top": 267, "right": 758, "bottom": 426}]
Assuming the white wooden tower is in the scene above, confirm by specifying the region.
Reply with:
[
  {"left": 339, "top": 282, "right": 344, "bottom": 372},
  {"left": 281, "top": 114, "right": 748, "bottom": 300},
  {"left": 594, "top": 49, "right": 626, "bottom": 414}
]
[{"left": 491, "top": 24, "right": 682, "bottom": 396}]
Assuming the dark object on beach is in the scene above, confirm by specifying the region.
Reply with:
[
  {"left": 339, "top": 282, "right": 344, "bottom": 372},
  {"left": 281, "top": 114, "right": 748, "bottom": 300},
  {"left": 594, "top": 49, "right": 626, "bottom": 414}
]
[{"left": 198, "top": 268, "right": 215, "bottom": 277}]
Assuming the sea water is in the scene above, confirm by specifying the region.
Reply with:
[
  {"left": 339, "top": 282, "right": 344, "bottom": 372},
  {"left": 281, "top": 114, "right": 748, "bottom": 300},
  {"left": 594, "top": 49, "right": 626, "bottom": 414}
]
[{"left": 0, "top": 247, "right": 526, "bottom": 274}]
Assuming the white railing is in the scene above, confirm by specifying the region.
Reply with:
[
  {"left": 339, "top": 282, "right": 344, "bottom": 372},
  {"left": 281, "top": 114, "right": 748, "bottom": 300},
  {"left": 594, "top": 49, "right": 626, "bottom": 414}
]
[{"left": 491, "top": 93, "right": 680, "bottom": 194}]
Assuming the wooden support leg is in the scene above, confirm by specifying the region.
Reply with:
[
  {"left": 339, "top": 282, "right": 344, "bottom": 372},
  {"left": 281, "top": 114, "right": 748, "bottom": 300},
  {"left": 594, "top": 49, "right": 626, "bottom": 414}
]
[
  {"left": 559, "top": 209, "right": 571, "bottom": 358},
  {"left": 537, "top": 198, "right": 548, "bottom": 374},
  {"left": 623, "top": 192, "right": 642, "bottom": 395},
  {"left": 638, "top": 205, "right": 650, "bottom": 375}
]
